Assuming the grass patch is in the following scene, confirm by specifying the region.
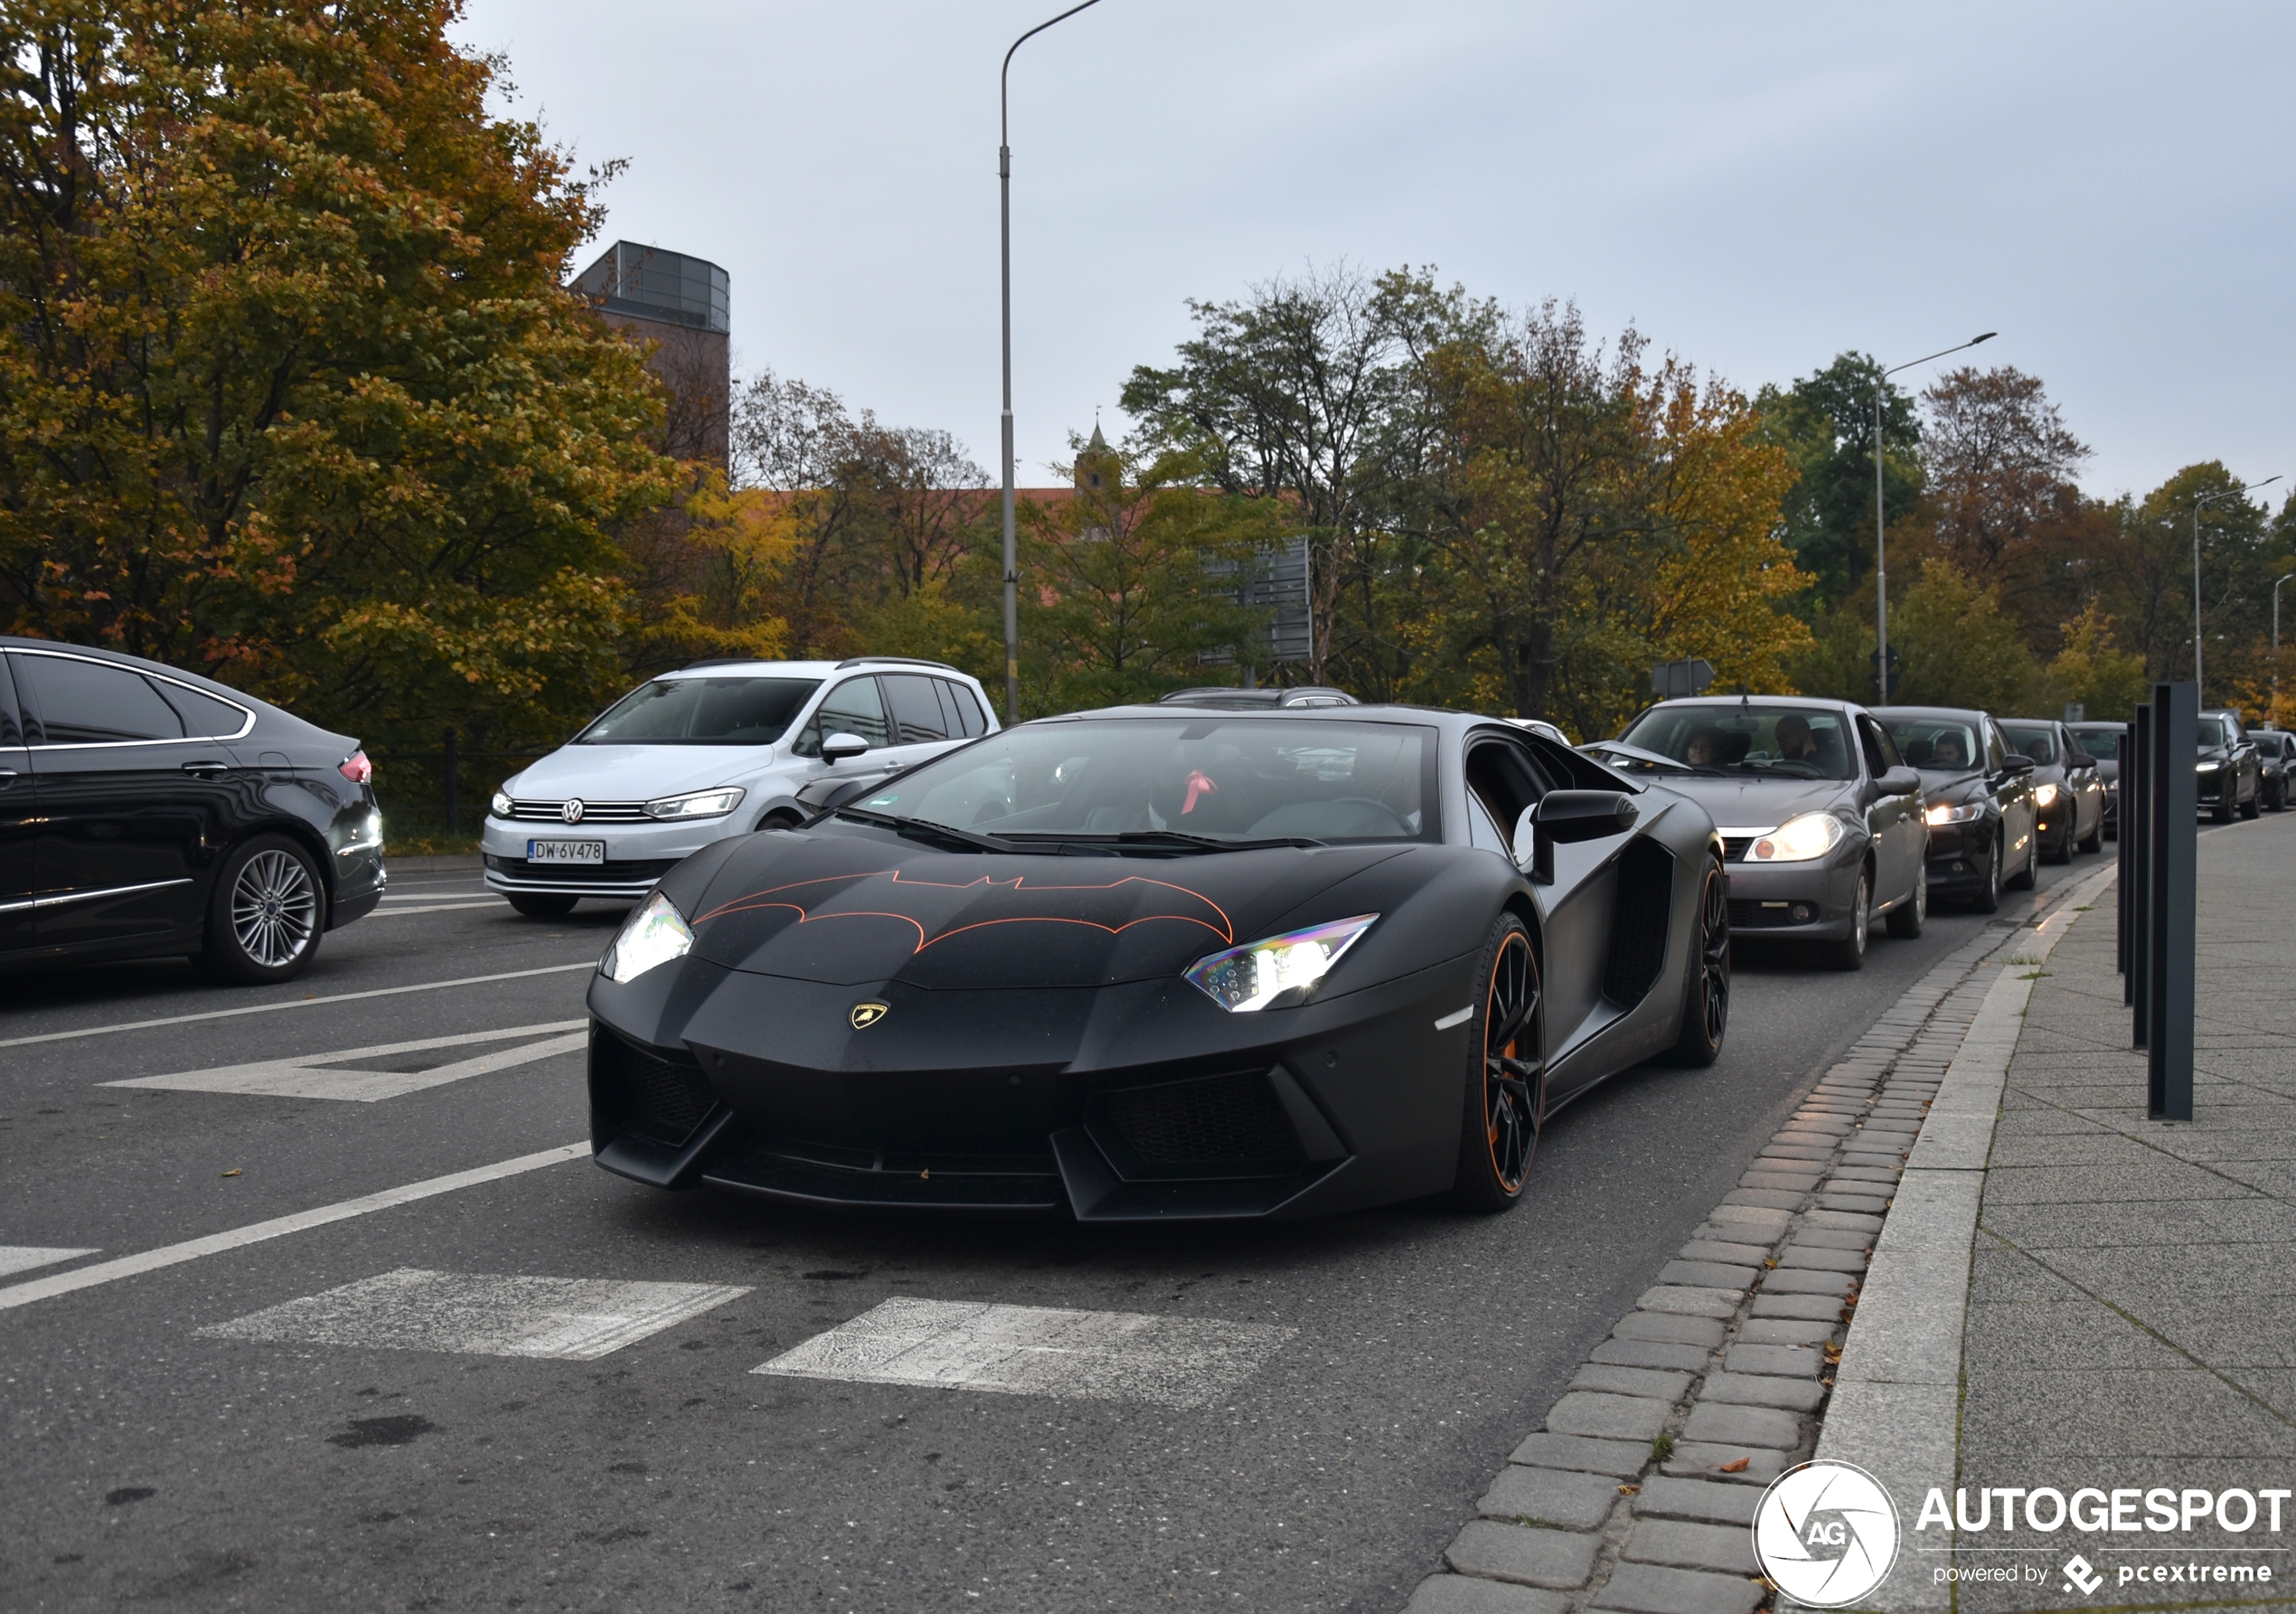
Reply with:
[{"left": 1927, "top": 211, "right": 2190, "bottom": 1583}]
[{"left": 1650, "top": 1432, "right": 1674, "bottom": 1463}]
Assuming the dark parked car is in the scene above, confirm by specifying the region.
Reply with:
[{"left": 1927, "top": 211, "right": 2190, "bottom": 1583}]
[
  {"left": 0, "top": 638, "right": 383, "bottom": 982},
  {"left": 1586, "top": 696, "right": 1924, "bottom": 970},
  {"left": 1876, "top": 707, "right": 2039, "bottom": 913},
  {"left": 2247, "top": 729, "right": 2295, "bottom": 812},
  {"left": 2197, "top": 710, "right": 2261, "bottom": 823},
  {"left": 587, "top": 703, "right": 1730, "bottom": 1221},
  {"left": 2067, "top": 722, "right": 2126, "bottom": 838},
  {"left": 2000, "top": 718, "right": 2105, "bottom": 860}
]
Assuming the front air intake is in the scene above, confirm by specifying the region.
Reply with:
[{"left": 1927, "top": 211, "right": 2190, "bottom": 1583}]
[
  {"left": 590, "top": 1028, "right": 718, "bottom": 1150},
  {"left": 1087, "top": 1071, "right": 1304, "bottom": 1177}
]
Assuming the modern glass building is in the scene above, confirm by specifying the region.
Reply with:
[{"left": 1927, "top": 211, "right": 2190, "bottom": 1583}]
[
  {"left": 571, "top": 241, "right": 731, "bottom": 465},
  {"left": 571, "top": 241, "right": 729, "bottom": 334}
]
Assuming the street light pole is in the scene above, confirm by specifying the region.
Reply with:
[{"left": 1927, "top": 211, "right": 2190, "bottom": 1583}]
[
  {"left": 1874, "top": 332, "right": 1995, "bottom": 702},
  {"left": 2190, "top": 476, "right": 2281, "bottom": 702},
  {"left": 999, "top": 0, "right": 1103, "bottom": 726},
  {"left": 2274, "top": 571, "right": 2296, "bottom": 722}
]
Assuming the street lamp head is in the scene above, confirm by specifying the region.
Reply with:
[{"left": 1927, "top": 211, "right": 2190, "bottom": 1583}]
[{"left": 1971, "top": 332, "right": 1997, "bottom": 346}]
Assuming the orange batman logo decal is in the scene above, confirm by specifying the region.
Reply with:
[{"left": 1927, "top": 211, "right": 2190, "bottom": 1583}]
[{"left": 692, "top": 868, "right": 1235, "bottom": 957}]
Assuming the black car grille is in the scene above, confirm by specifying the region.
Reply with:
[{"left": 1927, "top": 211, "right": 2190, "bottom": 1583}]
[
  {"left": 505, "top": 798, "right": 650, "bottom": 823},
  {"left": 1094, "top": 1071, "right": 1302, "bottom": 1171},
  {"left": 486, "top": 854, "right": 681, "bottom": 885},
  {"left": 594, "top": 1031, "right": 718, "bottom": 1147}
]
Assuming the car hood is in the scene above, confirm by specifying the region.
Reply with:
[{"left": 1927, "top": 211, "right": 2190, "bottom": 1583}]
[
  {"left": 675, "top": 827, "right": 1413, "bottom": 989},
  {"left": 505, "top": 744, "right": 770, "bottom": 803},
  {"left": 1917, "top": 767, "right": 1989, "bottom": 804},
  {"left": 1634, "top": 775, "right": 1852, "bottom": 830}
]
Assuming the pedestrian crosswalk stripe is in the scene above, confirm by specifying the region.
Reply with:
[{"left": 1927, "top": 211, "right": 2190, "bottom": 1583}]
[
  {"left": 202, "top": 1268, "right": 748, "bottom": 1361},
  {"left": 102, "top": 1020, "right": 588, "bottom": 1102},
  {"left": 0, "top": 1247, "right": 99, "bottom": 1279},
  {"left": 754, "top": 1298, "right": 1294, "bottom": 1408}
]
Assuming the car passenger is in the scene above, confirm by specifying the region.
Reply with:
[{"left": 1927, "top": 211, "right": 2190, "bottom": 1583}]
[
  {"left": 1775, "top": 715, "right": 1818, "bottom": 761},
  {"left": 1687, "top": 731, "right": 1721, "bottom": 766}
]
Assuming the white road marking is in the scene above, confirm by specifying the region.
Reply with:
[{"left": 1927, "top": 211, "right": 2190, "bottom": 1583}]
[
  {"left": 366, "top": 901, "right": 505, "bottom": 918},
  {"left": 1433, "top": 1005, "right": 1475, "bottom": 1031},
  {"left": 102, "top": 1021, "right": 588, "bottom": 1101},
  {"left": 0, "top": 962, "right": 595, "bottom": 1051},
  {"left": 755, "top": 1297, "right": 1295, "bottom": 1409},
  {"left": 0, "top": 1141, "right": 589, "bottom": 1314},
  {"left": 0, "top": 1247, "right": 99, "bottom": 1279},
  {"left": 202, "top": 1268, "right": 747, "bottom": 1361}
]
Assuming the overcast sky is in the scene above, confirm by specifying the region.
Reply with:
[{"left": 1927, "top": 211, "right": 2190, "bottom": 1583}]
[{"left": 455, "top": 1, "right": 2293, "bottom": 504}]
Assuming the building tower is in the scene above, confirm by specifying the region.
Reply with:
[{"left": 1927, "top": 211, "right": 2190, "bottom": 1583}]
[{"left": 571, "top": 241, "right": 731, "bottom": 468}]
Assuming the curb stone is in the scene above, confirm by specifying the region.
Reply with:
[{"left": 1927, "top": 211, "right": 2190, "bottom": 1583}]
[{"left": 1406, "top": 875, "right": 2099, "bottom": 1614}]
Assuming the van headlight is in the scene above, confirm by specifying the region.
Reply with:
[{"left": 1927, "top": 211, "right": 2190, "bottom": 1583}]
[
  {"left": 600, "top": 891, "right": 695, "bottom": 983},
  {"left": 1746, "top": 812, "right": 1847, "bottom": 863},
  {"left": 645, "top": 787, "right": 746, "bottom": 820},
  {"left": 1184, "top": 915, "right": 1379, "bottom": 1012},
  {"left": 491, "top": 789, "right": 513, "bottom": 817}
]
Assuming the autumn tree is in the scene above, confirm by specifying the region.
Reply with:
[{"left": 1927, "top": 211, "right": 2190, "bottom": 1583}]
[{"left": 0, "top": 0, "right": 674, "bottom": 750}]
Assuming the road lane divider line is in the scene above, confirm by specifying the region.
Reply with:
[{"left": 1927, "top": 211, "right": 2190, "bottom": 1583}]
[
  {"left": 367, "top": 901, "right": 503, "bottom": 918},
  {"left": 0, "top": 1246, "right": 100, "bottom": 1279},
  {"left": 104, "top": 1021, "right": 589, "bottom": 1102},
  {"left": 0, "top": 1142, "right": 592, "bottom": 1315},
  {"left": 0, "top": 962, "right": 597, "bottom": 1051}
]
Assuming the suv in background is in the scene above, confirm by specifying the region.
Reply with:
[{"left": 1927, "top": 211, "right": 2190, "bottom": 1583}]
[{"left": 481, "top": 657, "right": 998, "bottom": 915}]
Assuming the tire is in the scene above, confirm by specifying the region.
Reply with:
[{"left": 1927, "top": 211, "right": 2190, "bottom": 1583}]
[
  {"left": 2078, "top": 813, "right": 2103, "bottom": 854},
  {"left": 1666, "top": 858, "right": 1730, "bottom": 1066},
  {"left": 1969, "top": 837, "right": 2001, "bottom": 914},
  {"left": 1886, "top": 864, "right": 1926, "bottom": 939},
  {"left": 2043, "top": 820, "right": 2072, "bottom": 864},
  {"left": 2008, "top": 828, "right": 2038, "bottom": 890},
  {"left": 197, "top": 834, "right": 325, "bottom": 985},
  {"left": 1451, "top": 914, "right": 1546, "bottom": 1213},
  {"left": 2268, "top": 779, "right": 2287, "bottom": 814},
  {"left": 1822, "top": 869, "right": 1870, "bottom": 971},
  {"left": 506, "top": 892, "right": 579, "bottom": 918},
  {"left": 758, "top": 810, "right": 805, "bottom": 833},
  {"left": 2242, "top": 783, "right": 2261, "bottom": 821},
  {"left": 2214, "top": 793, "right": 2235, "bottom": 825}
]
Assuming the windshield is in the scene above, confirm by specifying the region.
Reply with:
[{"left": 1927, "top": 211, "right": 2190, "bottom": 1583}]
[
  {"left": 2001, "top": 725, "right": 2058, "bottom": 765},
  {"left": 2197, "top": 717, "right": 2231, "bottom": 748},
  {"left": 1615, "top": 704, "right": 1856, "bottom": 780},
  {"left": 1886, "top": 717, "right": 1983, "bottom": 772},
  {"left": 2071, "top": 726, "right": 2122, "bottom": 759},
  {"left": 577, "top": 675, "right": 821, "bottom": 745},
  {"left": 860, "top": 718, "right": 1437, "bottom": 844}
]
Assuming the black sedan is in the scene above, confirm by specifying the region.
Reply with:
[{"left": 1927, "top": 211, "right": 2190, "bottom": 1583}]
[
  {"left": 2198, "top": 711, "right": 2263, "bottom": 822},
  {"left": 2252, "top": 730, "right": 2296, "bottom": 812},
  {"left": 1877, "top": 706, "right": 2039, "bottom": 913},
  {"left": 1585, "top": 696, "right": 1924, "bottom": 971},
  {"left": 585, "top": 704, "right": 1729, "bottom": 1222},
  {"left": 2000, "top": 718, "right": 2105, "bottom": 860},
  {"left": 2068, "top": 721, "right": 2127, "bottom": 838},
  {"left": 0, "top": 637, "right": 383, "bottom": 982}
]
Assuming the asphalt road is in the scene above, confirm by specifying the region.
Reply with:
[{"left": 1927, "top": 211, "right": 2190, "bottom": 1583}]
[{"left": 0, "top": 849, "right": 2115, "bottom": 1613}]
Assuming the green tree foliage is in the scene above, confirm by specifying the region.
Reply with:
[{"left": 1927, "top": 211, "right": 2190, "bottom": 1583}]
[
  {"left": 1753, "top": 354, "right": 1922, "bottom": 608},
  {"left": 1887, "top": 560, "right": 2042, "bottom": 713},
  {"left": 0, "top": 0, "right": 675, "bottom": 750},
  {"left": 2043, "top": 600, "right": 2149, "bottom": 721}
]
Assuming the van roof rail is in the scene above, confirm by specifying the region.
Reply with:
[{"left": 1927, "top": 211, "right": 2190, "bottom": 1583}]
[{"left": 835, "top": 656, "right": 962, "bottom": 673}]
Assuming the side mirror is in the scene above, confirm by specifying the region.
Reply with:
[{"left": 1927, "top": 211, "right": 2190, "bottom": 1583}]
[
  {"left": 821, "top": 731, "right": 870, "bottom": 765},
  {"left": 1877, "top": 766, "right": 1921, "bottom": 797},
  {"left": 1999, "top": 754, "right": 2037, "bottom": 779},
  {"left": 1512, "top": 790, "right": 1639, "bottom": 883}
]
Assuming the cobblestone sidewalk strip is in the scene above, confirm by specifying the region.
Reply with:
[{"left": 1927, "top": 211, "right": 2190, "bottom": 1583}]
[{"left": 1405, "top": 880, "right": 2100, "bottom": 1614}]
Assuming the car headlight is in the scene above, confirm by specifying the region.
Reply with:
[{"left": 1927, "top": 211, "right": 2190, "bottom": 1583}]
[
  {"left": 491, "top": 789, "right": 513, "bottom": 817},
  {"left": 2034, "top": 782, "right": 2060, "bottom": 807},
  {"left": 1924, "top": 801, "right": 1985, "bottom": 826},
  {"left": 1184, "top": 914, "right": 1379, "bottom": 1013},
  {"left": 2196, "top": 760, "right": 2221, "bottom": 773},
  {"left": 600, "top": 891, "right": 695, "bottom": 983},
  {"left": 1746, "top": 812, "right": 1847, "bottom": 863},
  {"left": 645, "top": 787, "right": 746, "bottom": 821}
]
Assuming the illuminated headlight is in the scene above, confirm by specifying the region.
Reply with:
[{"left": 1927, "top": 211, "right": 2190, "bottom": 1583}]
[
  {"left": 1746, "top": 812, "right": 1847, "bottom": 863},
  {"left": 490, "top": 789, "right": 513, "bottom": 817},
  {"left": 2196, "top": 760, "right": 2221, "bottom": 774},
  {"left": 1184, "top": 914, "right": 1379, "bottom": 1013},
  {"left": 2033, "top": 782, "right": 2060, "bottom": 807},
  {"left": 645, "top": 787, "right": 746, "bottom": 820},
  {"left": 1924, "top": 802, "right": 1984, "bottom": 826},
  {"left": 600, "top": 891, "right": 694, "bottom": 983}
]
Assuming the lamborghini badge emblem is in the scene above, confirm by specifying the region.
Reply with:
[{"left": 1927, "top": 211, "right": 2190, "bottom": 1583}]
[{"left": 850, "top": 1001, "right": 890, "bottom": 1029}]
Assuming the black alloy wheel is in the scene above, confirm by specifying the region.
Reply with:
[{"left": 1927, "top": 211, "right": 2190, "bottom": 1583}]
[
  {"left": 1824, "top": 869, "right": 1870, "bottom": 971},
  {"left": 1668, "top": 858, "right": 1730, "bottom": 1065},
  {"left": 1453, "top": 914, "right": 1546, "bottom": 1213},
  {"left": 1969, "top": 835, "right": 2002, "bottom": 914},
  {"left": 198, "top": 834, "right": 325, "bottom": 985},
  {"left": 506, "top": 892, "right": 579, "bottom": 918},
  {"left": 1886, "top": 864, "right": 1926, "bottom": 939}
]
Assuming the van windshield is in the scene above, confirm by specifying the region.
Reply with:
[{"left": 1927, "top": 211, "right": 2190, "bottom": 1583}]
[{"left": 577, "top": 677, "right": 821, "bottom": 745}]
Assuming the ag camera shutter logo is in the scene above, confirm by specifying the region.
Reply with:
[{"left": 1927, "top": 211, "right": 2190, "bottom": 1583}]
[{"left": 1753, "top": 1460, "right": 1901, "bottom": 1607}]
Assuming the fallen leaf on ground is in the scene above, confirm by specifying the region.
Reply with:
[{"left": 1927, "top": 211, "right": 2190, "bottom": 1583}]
[
  {"left": 220, "top": 1168, "right": 240, "bottom": 1177},
  {"left": 1717, "top": 1457, "right": 1751, "bottom": 1473}
]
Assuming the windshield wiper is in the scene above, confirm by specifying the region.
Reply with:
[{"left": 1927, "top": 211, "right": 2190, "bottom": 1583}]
[{"left": 833, "top": 807, "right": 1028, "bottom": 854}]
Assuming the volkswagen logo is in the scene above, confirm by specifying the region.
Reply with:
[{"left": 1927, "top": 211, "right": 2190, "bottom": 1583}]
[
  {"left": 851, "top": 1001, "right": 889, "bottom": 1029},
  {"left": 561, "top": 799, "right": 586, "bottom": 825}
]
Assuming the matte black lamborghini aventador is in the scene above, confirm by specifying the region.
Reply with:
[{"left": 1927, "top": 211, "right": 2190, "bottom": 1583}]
[{"left": 584, "top": 703, "right": 1729, "bottom": 1221}]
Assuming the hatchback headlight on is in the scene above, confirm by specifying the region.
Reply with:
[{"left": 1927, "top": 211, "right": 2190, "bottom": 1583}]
[
  {"left": 1185, "top": 914, "right": 1379, "bottom": 1013},
  {"left": 1746, "top": 812, "right": 1847, "bottom": 863},
  {"left": 645, "top": 787, "right": 746, "bottom": 821},
  {"left": 2196, "top": 760, "right": 2221, "bottom": 774},
  {"left": 600, "top": 891, "right": 695, "bottom": 983},
  {"left": 2033, "top": 782, "right": 2060, "bottom": 807},
  {"left": 1924, "top": 801, "right": 1984, "bottom": 826},
  {"left": 491, "top": 789, "right": 513, "bottom": 817}
]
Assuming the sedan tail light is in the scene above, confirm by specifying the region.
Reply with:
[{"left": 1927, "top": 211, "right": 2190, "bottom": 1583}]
[{"left": 338, "top": 750, "right": 373, "bottom": 785}]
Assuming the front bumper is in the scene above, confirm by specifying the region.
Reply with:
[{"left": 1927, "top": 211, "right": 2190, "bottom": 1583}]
[
  {"left": 1722, "top": 853, "right": 1863, "bottom": 939},
  {"left": 585, "top": 950, "right": 1479, "bottom": 1222},
  {"left": 1922, "top": 817, "right": 2000, "bottom": 894},
  {"left": 480, "top": 815, "right": 736, "bottom": 899}
]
